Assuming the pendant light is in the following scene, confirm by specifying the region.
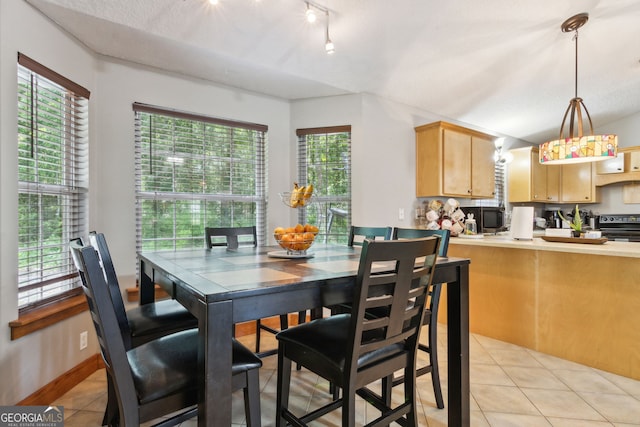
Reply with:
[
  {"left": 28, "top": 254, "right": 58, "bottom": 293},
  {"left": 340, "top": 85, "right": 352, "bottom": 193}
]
[{"left": 539, "top": 13, "right": 618, "bottom": 165}]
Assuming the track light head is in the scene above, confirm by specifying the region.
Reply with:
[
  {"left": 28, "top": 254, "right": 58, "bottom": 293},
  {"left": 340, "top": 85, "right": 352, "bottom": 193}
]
[{"left": 306, "top": 3, "right": 317, "bottom": 23}]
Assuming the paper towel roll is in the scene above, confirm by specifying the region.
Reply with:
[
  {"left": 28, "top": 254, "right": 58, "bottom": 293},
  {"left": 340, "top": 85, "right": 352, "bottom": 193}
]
[{"left": 511, "top": 206, "right": 534, "bottom": 240}]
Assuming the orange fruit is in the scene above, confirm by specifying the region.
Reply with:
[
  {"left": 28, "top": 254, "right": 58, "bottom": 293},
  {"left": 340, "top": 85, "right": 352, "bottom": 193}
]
[
  {"left": 294, "top": 223, "right": 304, "bottom": 233},
  {"left": 274, "top": 227, "right": 285, "bottom": 241}
]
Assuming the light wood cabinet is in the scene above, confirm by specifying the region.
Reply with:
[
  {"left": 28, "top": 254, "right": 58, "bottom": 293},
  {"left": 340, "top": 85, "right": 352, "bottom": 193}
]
[
  {"left": 507, "top": 146, "right": 560, "bottom": 202},
  {"left": 508, "top": 146, "right": 596, "bottom": 203},
  {"left": 629, "top": 151, "right": 640, "bottom": 172},
  {"left": 561, "top": 162, "right": 596, "bottom": 202},
  {"left": 416, "top": 121, "right": 495, "bottom": 198},
  {"left": 594, "top": 146, "right": 640, "bottom": 186}
]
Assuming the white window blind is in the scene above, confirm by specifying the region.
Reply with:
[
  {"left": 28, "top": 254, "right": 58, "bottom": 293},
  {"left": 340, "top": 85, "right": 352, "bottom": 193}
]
[
  {"left": 133, "top": 103, "right": 267, "bottom": 251},
  {"left": 17, "top": 53, "right": 90, "bottom": 311},
  {"left": 296, "top": 126, "right": 351, "bottom": 244}
]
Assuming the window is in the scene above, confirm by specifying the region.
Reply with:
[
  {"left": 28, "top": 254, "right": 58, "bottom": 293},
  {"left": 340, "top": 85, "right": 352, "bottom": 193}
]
[
  {"left": 133, "top": 103, "right": 267, "bottom": 251},
  {"left": 296, "top": 126, "right": 351, "bottom": 244},
  {"left": 17, "top": 53, "right": 90, "bottom": 311}
]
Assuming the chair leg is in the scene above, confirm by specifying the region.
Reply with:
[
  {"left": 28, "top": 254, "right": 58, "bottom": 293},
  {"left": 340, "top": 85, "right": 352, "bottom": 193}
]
[
  {"left": 403, "top": 362, "right": 419, "bottom": 427},
  {"left": 428, "top": 322, "right": 444, "bottom": 409},
  {"left": 341, "top": 384, "right": 356, "bottom": 427},
  {"left": 275, "top": 346, "right": 292, "bottom": 427},
  {"left": 244, "top": 368, "right": 262, "bottom": 427},
  {"left": 103, "top": 374, "right": 119, "bottom": 426},
  {"left": 255, "top": 320, "right": 262, "bottom": 353}
]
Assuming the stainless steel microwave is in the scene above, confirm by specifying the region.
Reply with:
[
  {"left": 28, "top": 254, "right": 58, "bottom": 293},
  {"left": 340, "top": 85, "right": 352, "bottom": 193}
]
[{"left": 461, "top": 206, "right": 505, "bottom": 233}]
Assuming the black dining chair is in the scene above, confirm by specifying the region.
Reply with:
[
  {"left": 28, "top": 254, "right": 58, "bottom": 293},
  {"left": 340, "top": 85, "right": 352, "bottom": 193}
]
[
  {"left": 79, "top": 232, "right": 200, "bottom": 425},
  {"left": 205, "top": 225, "right": 258, "bottom": 250},
  {"left": 87, "top": 232, "right": 197, "bottom": 349},
  {"left": 69, "top": 240, "right": 263, "bottom": 427},
  {"left": 347, "top": 225, "right": 392, "bottom": 247},
  {"left": 205, "top": 226, "right": 300, "bottom": 357},
  {"left": 275, "top": 236, "right": 441, "bottom": 427},
  {"left": 390, "top": 227, "right": 451, "bottom": 409}
]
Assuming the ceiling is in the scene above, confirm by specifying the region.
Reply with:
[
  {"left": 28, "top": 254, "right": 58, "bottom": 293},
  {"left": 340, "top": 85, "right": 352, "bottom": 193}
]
[{"left": 25, "top": 0, "right": 640, "bottom": 143}]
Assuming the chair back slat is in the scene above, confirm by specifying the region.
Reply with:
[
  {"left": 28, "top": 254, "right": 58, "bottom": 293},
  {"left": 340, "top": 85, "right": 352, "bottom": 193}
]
[
  {"left": 346, "top": 236, "right": 440, "bottom": 376},
  {"left": 348, "top": 226, "right": 392, "bottom": 247},
  {"left": 205, "top": 226, "right": 257, "bottom": 250},
  {"left": 392, "top": 227, "right": 450, "bottom": 257}
]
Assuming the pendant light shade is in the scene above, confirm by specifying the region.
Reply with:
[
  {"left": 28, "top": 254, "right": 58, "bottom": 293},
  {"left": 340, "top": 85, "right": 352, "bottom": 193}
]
[{"left": 539, "top": 13, "right": 618, "bottom": 165}]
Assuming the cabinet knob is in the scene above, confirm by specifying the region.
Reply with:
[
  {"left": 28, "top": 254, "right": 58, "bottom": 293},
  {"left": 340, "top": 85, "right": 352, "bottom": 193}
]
[{"left": 468, "top": 189, "right": 472, "bottom": 194}]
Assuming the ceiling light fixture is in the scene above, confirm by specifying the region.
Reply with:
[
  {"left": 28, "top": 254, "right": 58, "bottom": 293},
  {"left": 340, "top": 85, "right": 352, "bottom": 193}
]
[
  {"left": 303, "top": 1, "right": 335, "bottom": 54},
  {"left": 305, "top": 2, "right": 317, "bottom": 23},
  {"left": 324, "top": 11, "right": 335, "bottom": 54},
  {"left": 539, "top": 13, "right": 617, "bottom": 165}
]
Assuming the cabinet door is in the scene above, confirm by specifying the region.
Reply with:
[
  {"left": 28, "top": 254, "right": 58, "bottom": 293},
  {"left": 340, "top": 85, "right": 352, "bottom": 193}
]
[
  {"left": 596, "top": 153, "right": 624, "bottom": 174},
  {"left": 471, "top": 136, "right": 496, "bottom": 198},
  {"left": 545, "top": 165, "right": 561, "bottom": 202},
  {"left": 561, "top": 162, "right": 593, "bottom": 202},
  {"left": 442, "top": 129, "right": 471, "bottom": 196},
  {"left": 531, "top": 154, "right": 548, "bottom": 201},
  {"left": 629, "top": 151, "right": 640, "bottom": 172}
]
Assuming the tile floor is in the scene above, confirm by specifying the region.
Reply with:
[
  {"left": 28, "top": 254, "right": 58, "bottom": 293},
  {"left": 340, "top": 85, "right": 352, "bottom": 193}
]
[{"left": 53, "top": 325, "right": 640, "bottom": 426}]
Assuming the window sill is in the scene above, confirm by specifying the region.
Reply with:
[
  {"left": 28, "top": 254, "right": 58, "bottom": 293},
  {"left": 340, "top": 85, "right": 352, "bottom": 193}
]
[{"left": 9, "top": 295, "right": 88, "bottom": 340}]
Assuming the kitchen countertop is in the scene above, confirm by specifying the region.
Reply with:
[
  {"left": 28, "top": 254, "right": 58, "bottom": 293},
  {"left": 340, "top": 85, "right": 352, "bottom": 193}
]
[{"left": 449, "top": 234, "right": 640, "bottom": 258}]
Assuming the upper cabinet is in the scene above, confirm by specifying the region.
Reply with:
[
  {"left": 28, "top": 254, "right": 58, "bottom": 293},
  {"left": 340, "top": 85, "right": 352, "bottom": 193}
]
[
  {"left": 416, "top": 121, "right": 495, "bottom": 198},
  {"left": 507, "top": 146, "right": 597, "bottom": 203},
  {"left": 561, "top": 162, "right": 596, "bottom": 203},
  {"left": 594, "top": 146, "right": 640, "bottom": 186},
  {"left": 508, "top": 146, "right": 560, "bottom": 202}
]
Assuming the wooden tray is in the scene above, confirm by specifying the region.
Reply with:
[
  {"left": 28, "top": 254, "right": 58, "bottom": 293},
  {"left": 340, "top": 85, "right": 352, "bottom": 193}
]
[{"left": 541, "top": 236, "right": 608, "bottom": 245}]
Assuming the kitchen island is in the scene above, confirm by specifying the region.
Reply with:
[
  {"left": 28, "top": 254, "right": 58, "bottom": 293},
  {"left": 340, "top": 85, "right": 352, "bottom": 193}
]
[{"left": 446, "top": 235, "right": 640, "bottom": 380}]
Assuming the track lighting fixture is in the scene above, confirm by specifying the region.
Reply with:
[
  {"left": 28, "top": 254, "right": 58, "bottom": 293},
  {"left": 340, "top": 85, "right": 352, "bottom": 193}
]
[
  {"left": 324, "top": 11, "right": 335, "bottom": 54},
  {"left": 305, "top": 2, "right": 317, "bottom": 23}
]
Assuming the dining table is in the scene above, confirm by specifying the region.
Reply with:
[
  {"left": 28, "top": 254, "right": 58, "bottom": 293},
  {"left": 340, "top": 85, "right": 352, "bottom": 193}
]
[{"left": 138, "top": 244, "right": 471, "bottom": 426}]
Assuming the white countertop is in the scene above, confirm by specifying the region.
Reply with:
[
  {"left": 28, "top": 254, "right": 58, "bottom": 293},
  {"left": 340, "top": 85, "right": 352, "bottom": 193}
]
[{"left": 449, "top": 234, "right": 640, "bottom": 258}]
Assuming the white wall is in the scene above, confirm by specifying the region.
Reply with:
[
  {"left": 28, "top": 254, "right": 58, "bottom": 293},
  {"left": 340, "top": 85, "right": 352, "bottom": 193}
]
[
  {"left": 93, "top": 59, "right": 291, "bottom": 282},
  {"left": 0, "top": 0, "right": 97, "bottom": 405}
]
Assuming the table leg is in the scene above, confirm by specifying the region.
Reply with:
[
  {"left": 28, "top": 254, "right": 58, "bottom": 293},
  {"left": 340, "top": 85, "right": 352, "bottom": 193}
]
[
  {"left": 198, "top": 299, "right": 233, "bottom": 426},
  {"left": 447, "top": 263, "right": 470, "bottom": 427},
  {"left": 138, "top": 259, "right": 155, "bottom": 305}
]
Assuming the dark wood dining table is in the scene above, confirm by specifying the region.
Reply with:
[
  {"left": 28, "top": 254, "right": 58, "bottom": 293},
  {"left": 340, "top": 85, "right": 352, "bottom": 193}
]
[{"left": 138, "top": 244, "right": 470, "bottom": 426}]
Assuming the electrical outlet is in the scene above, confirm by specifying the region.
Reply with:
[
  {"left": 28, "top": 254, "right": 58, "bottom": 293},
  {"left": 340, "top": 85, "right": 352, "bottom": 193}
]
[
  {"left": 398, "top": 208, "right": 405, "bottom": 221},
  {"left": 80, "top": 331, "right": 88, "bottom": 350}
]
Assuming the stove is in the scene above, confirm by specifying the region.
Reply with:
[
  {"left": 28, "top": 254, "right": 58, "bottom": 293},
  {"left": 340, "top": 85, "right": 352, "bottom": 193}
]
[{"left": 595, "top": 214, "right": 640, "bottom": 242}]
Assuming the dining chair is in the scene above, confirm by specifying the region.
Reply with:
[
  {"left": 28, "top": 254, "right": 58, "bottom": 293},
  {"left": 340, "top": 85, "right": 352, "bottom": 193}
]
[
  {"left": 87, "top": 232, "right": 198, "bottom": 349},
  {"left": 69, "top": 240, "right": 263, "bottom": 427},
  {"left": 390, "top": 227, "right": 451, "bottom": 409},
  {"left": 205, "top": 225, "right": 257, "bottom": 250},
  {"left": 347, "top": 225, "right": 392, "bottom": 247},
  {"left": 205, "top": 226, "right": 297, "bottom": 357},
  {"left": 275, "top": 236, "right": 441, "bottom": 427},
  {"left": 79, "top": 232, "right": 200, "bottom": 425}
]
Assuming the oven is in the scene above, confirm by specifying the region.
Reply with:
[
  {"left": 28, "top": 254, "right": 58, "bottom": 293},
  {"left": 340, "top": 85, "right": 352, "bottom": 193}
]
[{"left": 595, "top": 214, "right": 640, "bottom": 242}]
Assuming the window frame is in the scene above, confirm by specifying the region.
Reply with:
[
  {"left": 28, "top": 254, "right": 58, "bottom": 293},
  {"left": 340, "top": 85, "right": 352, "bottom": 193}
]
[
  {"left": 16, "top": 53, "right": 90, "bottom": 314},
  {"left": 133, "top": 103, "right": 268, "bottom": 252},
  {"left": 296, "top": 126, "right": 352, "bottom": 244}
]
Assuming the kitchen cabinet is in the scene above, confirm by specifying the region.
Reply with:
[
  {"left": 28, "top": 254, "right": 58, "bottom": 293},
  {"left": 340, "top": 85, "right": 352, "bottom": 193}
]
[
  {"left": 507, "top": 146, "right": 560, "bottom": 202},
  {"left": 415, "top": 121, "right": 495, "bottom": 198},
  {"left": 595, "top": 153, "right": 624, "bottom": 174},
  {"left": 595, "top": 146, "right": 640, "bottom": 186},
  {"left": 560, "top": 161, "right": 596, "bottom": 202}
]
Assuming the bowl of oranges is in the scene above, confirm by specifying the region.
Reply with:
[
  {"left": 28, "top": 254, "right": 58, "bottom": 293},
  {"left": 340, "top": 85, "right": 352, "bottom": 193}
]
[{"left": 273, "top": 223, "right": 319, "bottom": 255}]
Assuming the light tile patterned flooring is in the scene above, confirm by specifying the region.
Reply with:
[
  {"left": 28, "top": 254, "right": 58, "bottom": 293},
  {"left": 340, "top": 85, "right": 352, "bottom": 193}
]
[{"left": 53, "top": 325, "right": 640, "bottom": 426}]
